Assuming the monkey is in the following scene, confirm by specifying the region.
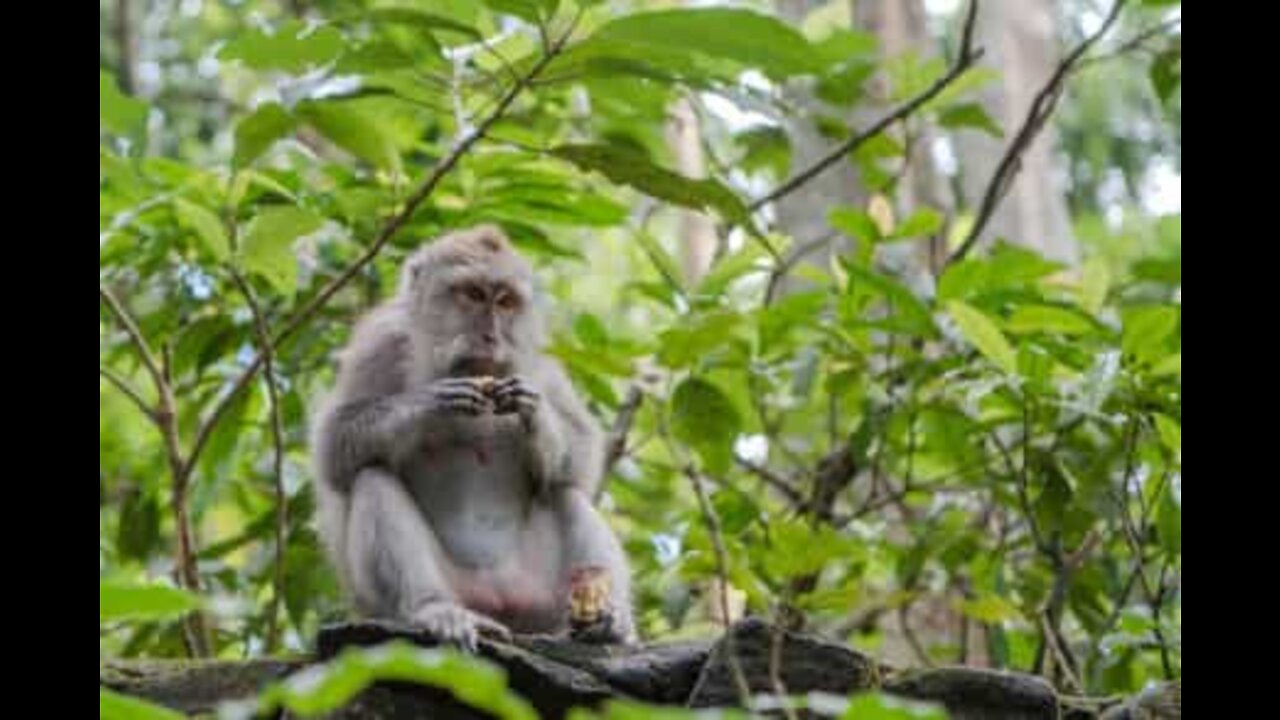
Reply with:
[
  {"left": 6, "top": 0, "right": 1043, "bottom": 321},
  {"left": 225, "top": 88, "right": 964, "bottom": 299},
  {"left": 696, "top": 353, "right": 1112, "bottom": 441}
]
[{"left": 310, "top": 224, "right": 634, "bottom": 650}]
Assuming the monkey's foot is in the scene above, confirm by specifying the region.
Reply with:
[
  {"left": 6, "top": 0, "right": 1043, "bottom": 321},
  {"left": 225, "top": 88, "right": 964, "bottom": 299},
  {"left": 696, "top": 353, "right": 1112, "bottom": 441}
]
[{"left": 409, "top": 601, "right": 511, "bottom": 652}]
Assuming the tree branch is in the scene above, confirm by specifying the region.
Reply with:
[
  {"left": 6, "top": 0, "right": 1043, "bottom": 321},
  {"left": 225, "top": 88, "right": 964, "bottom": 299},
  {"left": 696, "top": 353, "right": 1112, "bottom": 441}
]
[
  {"left": 230, "top": 270, "right": 288, "bottom": 654},
  {"left": 100, "top": 286, "right": 167, "bottom": 403},
  {"left": 603, "top": 385, "right": 644, "bottom": 477},
  {"left": 100, "top": 284, "right": 210, "bottom": 656},
  {"left": 1079, "top": 16, "right": 1180, "bottom": 71},
  {"left": 735, "top": 455, "right": 805, "bottom": 509},
  {"left": 99, "top": 364, "right": 155, "bottom": 421},
  {"left": 948, "top": 0, "right": 1131, "bottom": 265},
  {"left": 182, "top": 23, "right": 579, "bottom": 479},
  {"left": 749, "top": 0, "right": 982, "bottom": 213}
]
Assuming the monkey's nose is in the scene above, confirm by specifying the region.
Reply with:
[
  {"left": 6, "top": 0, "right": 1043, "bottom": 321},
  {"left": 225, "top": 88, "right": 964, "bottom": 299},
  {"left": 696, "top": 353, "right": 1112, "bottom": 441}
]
[{"left": 481, "top": 331, "right": 498, "bottom": 345}]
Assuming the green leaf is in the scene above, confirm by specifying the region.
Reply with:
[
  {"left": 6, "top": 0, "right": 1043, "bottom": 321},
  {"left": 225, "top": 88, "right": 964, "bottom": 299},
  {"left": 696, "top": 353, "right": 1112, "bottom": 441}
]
[
  {"left": 117, "top": 492, "right": 161, "bottom": 562},
  {"left": 239, "top": 206, "right": 325, "bottom": 294},
  {"left": 671, "top": 377, "right": 742, "bottom": 475},
  {"left": 889, "top": 208, "right": 944, "bottom": 240},
  {"left": 635, "top": 231, "right": 685, "bottom": 292},
  {"left": 1153, "top": 413, "right": 1181, "bottom": 454},
  {"left": 297, "top": 101, "right": 402, "bottom": 173},
  {"left": 363, "top": 8, "right": 481, "bottom": 41},
  {"left": 1151, "top": 352, "right": 1181, "bottom": 377},
  {"left": 551, "top": 144, "right": 746, "bottom": 223},
  {"left": 173, "top": 199, "right": 231, "bottom": 260},
  {"left": 590, "top": 9, "right": 823, "bottom": 79},
  {"left": 101, "top": 688, "right": 187, "bottom": 720},
  {"left": 829, "top": 207, "right": 881, "bottom": 244},
  {"left": 658, "top": 312, "right": 745, "bottom": 368},
  {"left": 233, "top": 103, "right": 296, "bottom": 169},
  {"left": 101, "top": 581, "right": 201, "bottom": 623},
  {"left": 482, "top": 0, "right": 542, "bottom": 23},
  {"left": 1078, "top": 257, "right": 1110, "bottom": 314},
  {"left": 939, "top": 102, "right": 1003, "bottom": 138},
  {"left": 1157, "top": 480, "right": 1181, "bottom": 555},
  {"left": 100, "top": 71, "right": 148, "bottom": 138},
  {"left": 956, "top": 594, "right": 1021, "bottom": 624},
  {"left": 218, "top": 21, "right": 344, "bottom": 74},
  {"left": 844, "top": 264, "right": 937, "bottom": 338},
  {"left": 257, "top": 642, "right": 537, "bottom": 720},
  {"left": 1121, "top": 305, "right": 1179, "bottom": 363},
  {"left": 335, "top": 41, "right": 420, "bottom": 74},
  {"left": 838, "top": 692, "right": 947, "bottom": 720},
  {"left": 948, "top": 301, "right": 1017, "bottom": 374},
  {"left": 696, "top": 242, "right": 769, "bottom": 298},
  {"left": 1006, "top": 305, "right": 1096, "bottom": 336},
  {"left": 1150, "top": 47, "right": 1181, "bottom": 103}
]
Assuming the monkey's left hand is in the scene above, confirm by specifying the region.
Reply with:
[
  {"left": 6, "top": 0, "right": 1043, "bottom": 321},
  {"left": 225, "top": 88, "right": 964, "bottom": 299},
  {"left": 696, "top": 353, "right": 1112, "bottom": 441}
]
[{"left": 490, "top": 376, "right": 540, "bottom": 427}]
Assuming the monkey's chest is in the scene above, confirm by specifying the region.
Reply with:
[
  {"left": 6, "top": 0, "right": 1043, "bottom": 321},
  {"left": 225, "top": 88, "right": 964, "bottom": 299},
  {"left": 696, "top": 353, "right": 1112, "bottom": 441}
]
[{"left": 400, "top": 420, "right": 535, "bottom": 569}]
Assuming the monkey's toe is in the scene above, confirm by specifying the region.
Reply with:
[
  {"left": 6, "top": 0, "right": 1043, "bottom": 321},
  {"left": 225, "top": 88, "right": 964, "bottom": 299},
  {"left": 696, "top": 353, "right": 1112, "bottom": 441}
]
[{"left": 411, "top": 602, "right": 510, "bottom": 652}]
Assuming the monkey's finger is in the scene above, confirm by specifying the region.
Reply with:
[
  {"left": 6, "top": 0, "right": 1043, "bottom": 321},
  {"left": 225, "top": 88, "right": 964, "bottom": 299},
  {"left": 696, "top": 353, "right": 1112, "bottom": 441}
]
[
  {"left": 436, "top": 388, "right": 491, "bottom": 414},
  {"left": 473, "top": 614, "right": 512, "bottom": 642}
]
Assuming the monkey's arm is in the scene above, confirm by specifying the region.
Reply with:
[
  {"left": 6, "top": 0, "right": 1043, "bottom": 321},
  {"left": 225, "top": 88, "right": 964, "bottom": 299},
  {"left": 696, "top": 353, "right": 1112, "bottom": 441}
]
[
  {"left": 316, "top": 381, "right": 492, "bottom": 493},
  {"left": 495, "top": 365, "right": 605, "bottom": 496},
  {"left": 552, "top": 485, "right": 635, "bottom": 643}
]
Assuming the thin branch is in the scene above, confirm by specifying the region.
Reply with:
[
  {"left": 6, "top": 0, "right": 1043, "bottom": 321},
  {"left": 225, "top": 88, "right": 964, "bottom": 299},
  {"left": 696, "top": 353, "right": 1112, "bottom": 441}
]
[
  {"left": 763, "top": 233, "right": 833, "bottom": 306},
  {"left": 749, "top": 0, "right": 982, "bottom": 213},
  {"left": 100, "top": 286, "right": 167, "bottom": 402},
  {"left": 735, "top": 455, "right": 805, "bottom": 509},
  {"left": 182, "top": 23, "right": 578, "bottom": 479},
  {"left": 1079, "top": 16, "right": 1181, "bottom": 70},
  {"left": 949, "top": 0, "right": 1130, "bottom": 265},
  {"left": 230, "top": 270, "right": 288, "bottom": 654},
  {"left": 99, "top": 364, "right": 155, "bottom": 421},
  {"left": 603, "top": 385, "right": 644, "bottom": 477},
  {"left": 1039, "top": 612, "right": 1083, "bottom": 693},
  {"left": 684, "top": 464, "right": 754, "bottom": 707},
  {"left": 100, "top": 284, "right": 209, "bottom": 655}
]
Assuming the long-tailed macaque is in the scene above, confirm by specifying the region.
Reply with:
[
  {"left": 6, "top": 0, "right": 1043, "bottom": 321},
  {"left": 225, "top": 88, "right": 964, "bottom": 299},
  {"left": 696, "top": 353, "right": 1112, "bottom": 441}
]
[{"left": 310, "top": 225, "right": 634, "bottom": 649}]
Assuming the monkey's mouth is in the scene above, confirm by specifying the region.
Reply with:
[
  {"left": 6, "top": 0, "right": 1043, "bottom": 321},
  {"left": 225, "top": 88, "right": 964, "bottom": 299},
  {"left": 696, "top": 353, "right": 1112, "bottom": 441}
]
[{"left": 450, "top": 356, "right": 509, "bottom": 378}]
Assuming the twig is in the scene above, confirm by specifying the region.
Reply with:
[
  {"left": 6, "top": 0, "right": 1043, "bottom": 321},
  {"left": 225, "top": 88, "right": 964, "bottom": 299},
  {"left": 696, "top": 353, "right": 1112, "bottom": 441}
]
[
  {"left": 99, "top": 285, "right": 210, "bottom": 657},
  {"left": 100, "top": 286, "right": 167, "bottom": 400},
  {"left": 181, "top": 21, "right": 579, "bottom": 480},
  {"left": 1079, "top": 16, "right": 1181, "bottom": 70},
  {"left": 685, "top": 464, "right": 755, "bottom": 707},
  {"left": 736, "top": 455, "right": 805, "bottom": 509},
  {"left": 1039, "top": 612, "right": 1083, "bottom": 693},
  {"left": 99, "top": 364, "right": 154, "bottom": 421},
  {"left": 949, "top": 0, "right": 1130, "bottom": 265},
  {"left": 603, "top": 385, "right": 644, "bottom": 477},
  {"left": 749, "top": 0, "right": 982, "bottom": 213},
  {"left": 763, "top": 233, "right": 833, "bottom": 306},
  {"left": 230, "top": 270, "right": 288, "bottom": 654},
  {"left": 898, "top": 603, "right": 935, "bottom": 667}
]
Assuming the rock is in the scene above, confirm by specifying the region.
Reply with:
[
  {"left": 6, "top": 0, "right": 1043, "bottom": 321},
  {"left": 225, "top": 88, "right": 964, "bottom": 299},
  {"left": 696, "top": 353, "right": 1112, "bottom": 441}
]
[
  {"left": 686, "top": 617, "right": 880, "bottom": 708},
  {"left": 885, "top": 666, "right": 1059, "bottom": 720}
]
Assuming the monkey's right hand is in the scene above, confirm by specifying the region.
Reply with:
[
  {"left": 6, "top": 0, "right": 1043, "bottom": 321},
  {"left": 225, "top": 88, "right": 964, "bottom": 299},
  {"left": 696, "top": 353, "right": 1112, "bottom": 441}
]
[
  {"left": 412, "top": 378, "right": 495, "bottom": 417},
  {"left": 409, "top": 600, "right": 511, "bottom": 652}
]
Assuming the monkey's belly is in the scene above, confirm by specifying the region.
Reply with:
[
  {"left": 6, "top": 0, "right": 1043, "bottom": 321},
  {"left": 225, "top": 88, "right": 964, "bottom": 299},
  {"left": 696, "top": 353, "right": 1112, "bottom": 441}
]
[
  {"left": 401, "top": 427, "right": 565, "bottom": 630},
  {"left": 439, "top": 504, "right": 566, "bottom": 632}
]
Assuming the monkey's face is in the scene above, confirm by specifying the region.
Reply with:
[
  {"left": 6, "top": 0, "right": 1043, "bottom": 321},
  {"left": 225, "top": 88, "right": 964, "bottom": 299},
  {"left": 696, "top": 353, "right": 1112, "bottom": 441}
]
[
  {"left": 404, "top": 226, "right": 544, "bottom": 378},
  {"left": 410, "top": 265, "right": 540, "bottom": 379}
]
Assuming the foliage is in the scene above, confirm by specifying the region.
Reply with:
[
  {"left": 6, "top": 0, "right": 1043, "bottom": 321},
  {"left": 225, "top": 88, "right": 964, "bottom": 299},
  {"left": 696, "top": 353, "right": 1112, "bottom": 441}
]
[{"left": 100, "top": 0, "right": 1180, "bottom": 715}]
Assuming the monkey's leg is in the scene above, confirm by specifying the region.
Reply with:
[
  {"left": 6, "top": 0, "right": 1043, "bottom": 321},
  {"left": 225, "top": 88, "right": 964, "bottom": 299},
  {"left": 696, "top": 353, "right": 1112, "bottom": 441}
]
[
  {"left": 551, "top": 487, "right": 636, "bottom": 643},
  {"left": 347, "top": 468, "right": 510, "bottom": 650}
]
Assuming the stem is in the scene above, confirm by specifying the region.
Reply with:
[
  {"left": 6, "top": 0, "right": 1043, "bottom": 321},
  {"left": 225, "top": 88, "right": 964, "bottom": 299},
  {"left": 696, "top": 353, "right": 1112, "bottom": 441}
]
[{"left": 231, "top": 270, "right": 288, "bottom": 653}]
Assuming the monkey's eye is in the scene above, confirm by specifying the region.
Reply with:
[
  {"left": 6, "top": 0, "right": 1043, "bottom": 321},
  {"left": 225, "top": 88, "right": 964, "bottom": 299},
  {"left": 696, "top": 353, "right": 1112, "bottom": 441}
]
[
  {"left": 495, "top": 291, "right": 520, "bottom": 312},
  {"left": 456, "top": 284, "right": 487, "bottom": 304}
]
